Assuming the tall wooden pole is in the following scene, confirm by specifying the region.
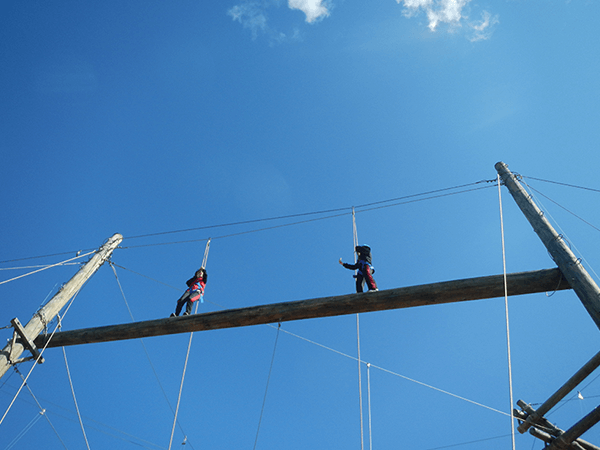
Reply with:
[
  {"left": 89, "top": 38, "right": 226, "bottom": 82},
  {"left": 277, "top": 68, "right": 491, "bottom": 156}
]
[
  {"left": 495, "top": 162, "right": 600, "bottom": 330},
  {"left": 35, "top": 268, "right": 569, "bottom": 349},
  {"left": 0, "top": 233, "right": 123, "bottom": 380}
]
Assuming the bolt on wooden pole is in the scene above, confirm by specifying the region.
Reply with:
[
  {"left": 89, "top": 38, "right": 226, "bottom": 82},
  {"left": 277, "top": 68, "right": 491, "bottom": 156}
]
[
  {"left": 0, "top": 233, "right": 123, "bottom": 380},
  {"left": 495, "top": 161, "right": 600, "bottom": 330}
]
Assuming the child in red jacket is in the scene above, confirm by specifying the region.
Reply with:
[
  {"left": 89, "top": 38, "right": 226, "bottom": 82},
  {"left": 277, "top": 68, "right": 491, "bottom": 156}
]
[{"left": 171, "top": 267, "right": 207, "bottom": 317}]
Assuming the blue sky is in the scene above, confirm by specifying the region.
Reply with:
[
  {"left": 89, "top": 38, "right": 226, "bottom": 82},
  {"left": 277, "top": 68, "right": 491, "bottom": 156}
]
[{"left": 2, "top": 1, "right": 600, "bottom": 449}]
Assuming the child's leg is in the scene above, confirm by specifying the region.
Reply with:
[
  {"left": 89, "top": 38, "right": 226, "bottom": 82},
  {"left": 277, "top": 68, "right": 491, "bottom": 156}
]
[
  {"left": 364, "top": 266, "right": 378, "bottom": 291},
  {"left": 355, "top": 274, "right": 364, "bottom": 293},
  {"left": 175, "top": 292, "right": 190, "bottom": 316},
  {"left": 185, "top": 300, "right": 194, "bottom": 315},
  {"left": 174, "top": 299, "right": 184, "bottom": 316}
]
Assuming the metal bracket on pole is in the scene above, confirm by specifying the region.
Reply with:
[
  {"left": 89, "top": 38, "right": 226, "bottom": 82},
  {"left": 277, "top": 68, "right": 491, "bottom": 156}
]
[
  {"left": 10, "top": 318, "right": 44, "bottom": 365},
  {"left": 515, "top": 402, "right": 600, "bottom": 450}
]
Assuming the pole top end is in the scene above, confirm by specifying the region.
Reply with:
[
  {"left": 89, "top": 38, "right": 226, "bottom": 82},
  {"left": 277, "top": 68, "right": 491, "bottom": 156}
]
[{"left": 495, "top": 161, "right": 508, "bottom": 171}]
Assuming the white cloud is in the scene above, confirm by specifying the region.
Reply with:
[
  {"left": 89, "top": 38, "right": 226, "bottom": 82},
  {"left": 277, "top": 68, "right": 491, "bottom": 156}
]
[
  {"left": 397, "top": 0, "right": 498, "bottom": 40},
  {"left": 228, "top": 0, "right": 330, "bottom": 40},
  {"left": 288, "top": 0, "right": 330, "bottom": 23},
  {"left": 468, "top": 10, "right": 499, "bottom": 42},
  {"left": 227, "top": 2, "right": 268, "bottom": 39},
  {"left": 398, "top": 0, "right": 469, "bottom": 31}
]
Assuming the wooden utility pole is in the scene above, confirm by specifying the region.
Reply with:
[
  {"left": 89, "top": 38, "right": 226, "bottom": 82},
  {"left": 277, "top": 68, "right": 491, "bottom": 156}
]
[
  {"left": 35, "top": 268, "right": 569, "bottom": 349},
  {"left": 0, "top": 233, "right": 122, "bottom": 380},
  {"left": 517, "top": 350, "right": 600, "bottom": 435},
  {"left": 495, "top": 162, "right": 600, "bottom": 330}
]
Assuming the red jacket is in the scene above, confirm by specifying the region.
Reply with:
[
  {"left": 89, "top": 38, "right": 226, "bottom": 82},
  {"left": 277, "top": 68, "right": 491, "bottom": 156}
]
[{"left": 186, "top": 276, "right": 206, "bottom": 302}]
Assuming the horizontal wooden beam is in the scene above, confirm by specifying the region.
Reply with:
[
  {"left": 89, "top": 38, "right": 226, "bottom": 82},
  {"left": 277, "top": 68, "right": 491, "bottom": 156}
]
[{"left": 35, "top": 268, "right": 570, "bottom": 349}]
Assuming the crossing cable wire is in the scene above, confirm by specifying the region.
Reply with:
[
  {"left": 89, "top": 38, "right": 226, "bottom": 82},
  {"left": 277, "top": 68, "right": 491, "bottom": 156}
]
[
  {"left": 497, "top": 174, "right": 516, "bottom": 450},
  {"left": 62, "top": 346, "right": 91, "bottom": 450},
  {"left": 110, "top": 263, "right": 181, "bottom": 291},
  {"left": 168, "top": 239, "right": 211, "bottom": 450},
  {"left": 270, "top": 324, "right": 511, "bottom": 417},
  {"left": 527, "top": 185, "right": 600, "bottom": 234},
  {"left": 123, "top": 180, "right": 497, "bottom": 241},
  {"left": 421, "top": 433, "right": 512, "bottom": 450},
  {"left": 253, "top": 323, "right": 281, "bottom": 450},
  {"left": 521, "top": 176, "right": 600, "bottom": 194},
  {"left": 12, "top": 366, "right": 68, "bottom": 450},
  {"left": 522, "top": 181, "right": 600, "bottom": 284},
  {"left": 0, "top": 283, "right": 85, "bottom": 426},
  {"left": 0, "top": 181, "right": 496, "bottom": 263},
  {"left": 0, "top": 251, "right": 94, "bottom": 286},
  {"left": 0, "top": 366, "right": 15, "bottom": 391},
  {"left": 0, "top": 379, "right": 165, "bottom": 450},
  {"left": 109, "top": 263, "right": 195, "bottom": 450},
  {"left": 0, "top": 263, "right": 81, "bottom": 271},
  {"left": 118, "top": 184, "right": 496, "bottom": 250},
  {"left": 352, "top": 208, "right": 365, "bottom": 450},
  {"left": 4, "top": 410, "right": 45, "bottom": 450}
]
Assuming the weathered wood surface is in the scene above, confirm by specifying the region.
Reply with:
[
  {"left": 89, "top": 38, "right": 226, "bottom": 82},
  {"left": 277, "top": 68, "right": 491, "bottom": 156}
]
[
  {"left": 35, "top": 268, "right": 570, "bottom": 349},
  {"left": 0, "top": 233, "right": 123, "bottom": 380},
  {"left": 496, "top": 161, "right": 600, "bottom": 330}
]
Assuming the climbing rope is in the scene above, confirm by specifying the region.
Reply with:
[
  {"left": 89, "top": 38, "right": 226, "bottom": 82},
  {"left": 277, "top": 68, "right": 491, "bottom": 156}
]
[
  {"left": 352, "top": 208, "right": 366, "bottom": 450},
  {"left": 497, "top": 175, "right": 516, "bottom": 450},
  {"left": 110, "top": 263, "right": 195, "bottom": 450},
  {"left": 367, "top": 362, "right": 373, "bottom": 450},
  {"left": 63, "top": 346, "right": 91, "bottom": 450},
  {"left": 253, "top": 323, "right": 281, "bottom": 450},
  {"left": 168, "top": 239, "right": 211, "bottom": 450}
]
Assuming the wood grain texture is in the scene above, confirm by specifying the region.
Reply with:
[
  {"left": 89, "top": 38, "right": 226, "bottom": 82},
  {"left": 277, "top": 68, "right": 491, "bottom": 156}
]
[{"left": 35, "top": 268, "right": 570, "bottom": 349}]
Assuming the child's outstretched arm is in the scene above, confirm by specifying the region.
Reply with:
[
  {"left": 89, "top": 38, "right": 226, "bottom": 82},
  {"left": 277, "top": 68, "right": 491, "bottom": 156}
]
[{"left": 340, "top": 259, "right": 358, "bottom": 270}]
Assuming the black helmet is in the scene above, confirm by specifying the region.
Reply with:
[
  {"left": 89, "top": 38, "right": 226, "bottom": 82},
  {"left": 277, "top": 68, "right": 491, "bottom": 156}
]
[{"left": 355, "top": 245, "right": 372, "bottom": 263}]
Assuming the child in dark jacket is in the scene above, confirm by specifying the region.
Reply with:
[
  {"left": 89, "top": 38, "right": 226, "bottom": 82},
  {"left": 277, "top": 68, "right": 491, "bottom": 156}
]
[
  {"left": 171, "top": 267, "right": 207, "bottom": 316},
  {"left": 339, "top": 245, "right": 378, "bottom": 293}
]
